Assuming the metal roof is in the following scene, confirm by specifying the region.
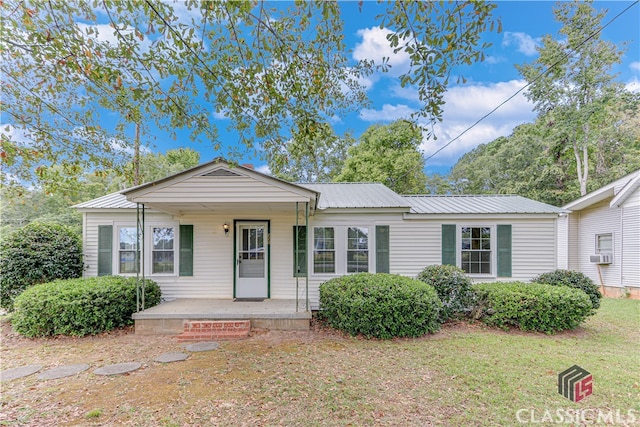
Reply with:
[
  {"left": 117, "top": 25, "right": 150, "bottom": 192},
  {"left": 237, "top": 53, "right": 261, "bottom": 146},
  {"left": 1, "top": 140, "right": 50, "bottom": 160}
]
[
  {"left": 404, "top": 195, "right": 567, "bottom": 214},
  {"left": 73, "top": 192, "right": 135, "bottom": 210},
  {"left": 299, "top": 183, "right": 410, "bottom": 210}
]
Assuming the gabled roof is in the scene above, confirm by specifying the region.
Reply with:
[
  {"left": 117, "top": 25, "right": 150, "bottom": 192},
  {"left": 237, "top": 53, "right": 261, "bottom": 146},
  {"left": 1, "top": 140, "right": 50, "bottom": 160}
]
[
  {"left": 122, "top": 157, "right": 319, "bottom": 202},
  {"left": 73, "top": 192, "right": 136, "bottom": 210},
  {"left": 563, "top": 170, "right": 640, "bottom": 211},
  {"left": 299, "top": 183, "right": 410, "bottom": 210},
  {"left": 404, "top": 194, "right": 567, "bottom": 215}
]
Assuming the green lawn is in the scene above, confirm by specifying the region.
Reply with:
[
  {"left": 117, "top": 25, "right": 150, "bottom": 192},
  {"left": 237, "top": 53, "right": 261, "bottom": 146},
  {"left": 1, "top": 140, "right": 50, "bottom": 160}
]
[{"left": 1, "top": 298, "right": 638, "bottom": 426}]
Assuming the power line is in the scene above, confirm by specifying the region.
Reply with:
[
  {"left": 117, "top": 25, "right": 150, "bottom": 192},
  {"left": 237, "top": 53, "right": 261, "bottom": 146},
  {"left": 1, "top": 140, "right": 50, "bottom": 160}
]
[{"left": 424, "top": 0, "right": 639, "bottom": 164}]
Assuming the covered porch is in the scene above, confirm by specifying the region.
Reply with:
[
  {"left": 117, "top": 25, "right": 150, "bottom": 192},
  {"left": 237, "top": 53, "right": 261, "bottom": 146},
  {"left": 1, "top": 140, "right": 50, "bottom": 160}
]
[{"left": 133, "top": 298, "right": 312, "bottom": 335}]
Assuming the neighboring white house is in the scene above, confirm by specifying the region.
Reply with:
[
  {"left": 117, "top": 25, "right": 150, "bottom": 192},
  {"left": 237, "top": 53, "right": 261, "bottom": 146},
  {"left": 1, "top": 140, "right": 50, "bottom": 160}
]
[
  {"left": 74, "top": 158, "right": 568, "bottom": 309},
  {"left": 558, "top": 170, "right": 640, "bottom": 299}
]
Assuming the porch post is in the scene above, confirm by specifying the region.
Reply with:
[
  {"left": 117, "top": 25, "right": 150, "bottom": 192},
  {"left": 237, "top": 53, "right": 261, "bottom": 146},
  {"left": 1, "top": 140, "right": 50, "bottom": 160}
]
[
  {"left": 305, "top": 201, "right": 309, "bottom": 312},
  {"left": 295, "top": 201, "right": 299, "bottom": 312},
  {"left": 136, "top": 202, "right": 146, "bottom": 312}
]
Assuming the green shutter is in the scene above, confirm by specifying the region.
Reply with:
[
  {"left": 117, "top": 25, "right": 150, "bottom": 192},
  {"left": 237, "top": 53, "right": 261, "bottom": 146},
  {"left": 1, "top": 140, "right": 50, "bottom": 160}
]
[
  {"left": 497, "top": 224, "right": 512, "bottom": 277},
  {"left": 179, "top": 225, "right": 194, "bottom": 277},
  {"left": 293, "top": 226, "right": 307, "bottom": 277},
  {"left": 98, "top": 225, "right": 113, "bottom": 276},
  {"left": 442, "top": 224, "right": 456, "bottom": 266},
  {"left": 376, "top": 225, "right": 390, "bottom": 273}
]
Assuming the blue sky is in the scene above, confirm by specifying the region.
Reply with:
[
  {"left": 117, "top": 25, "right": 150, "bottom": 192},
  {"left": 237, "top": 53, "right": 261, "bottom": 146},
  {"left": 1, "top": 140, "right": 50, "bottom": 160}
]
[
  {"left": 208, "top": 1, "right": 640, "bottom": 175},
  {"left": 6, "top": 1, "right": 638, "bottom": 179}
]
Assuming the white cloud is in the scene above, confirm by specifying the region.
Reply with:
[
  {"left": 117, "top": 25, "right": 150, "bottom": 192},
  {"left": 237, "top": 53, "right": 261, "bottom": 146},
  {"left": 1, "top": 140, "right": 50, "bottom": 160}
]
[
  {"left": 1, "top": 124, "right": 34, "bottom": 147},
  {"left": 359, "top": 104, "right": 416, "bottom": 122},
  {"left": 353, "top": 27, "right": 411, "bottom": 76},
  {"left": 256, "top": 164, "right": 271, "bottom": 175},
  {"left": 630, "top": 61, "right": 640, "bottom": 73},
  {"left": 212, "top": 110, "right": 228, "bottom": 120},
  {"left": 626, "top": 77, "right": 640, "bottom": 93},
  {"left": 419, "top": 80, "right": 536, "bottom": 167},
  {"left": 502, "top": 32, "right": 539, "bottom": 56},
  {"left": 108, "top": 138, "right": 151, "bottom": 156}
]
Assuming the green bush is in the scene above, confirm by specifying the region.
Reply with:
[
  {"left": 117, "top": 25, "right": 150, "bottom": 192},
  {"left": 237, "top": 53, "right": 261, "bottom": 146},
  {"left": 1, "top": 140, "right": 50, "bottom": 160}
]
[
  {"left": 473, "top": 282, "right": 593, "bottom": 334},
  {"left": 319, "top": 273, "right": 442, "bottom": 339},
  {"left": 12, "top": 276, "right": 160, "bottom": 337},
  {"left": 532, "top": 269, "right": 602, "bottom": 310},
  {"left": 0, "top": 222, "right": 83, "bottom": 311},
  {"left": 416, "top": 264, "right": 474, "bottom": 321}
]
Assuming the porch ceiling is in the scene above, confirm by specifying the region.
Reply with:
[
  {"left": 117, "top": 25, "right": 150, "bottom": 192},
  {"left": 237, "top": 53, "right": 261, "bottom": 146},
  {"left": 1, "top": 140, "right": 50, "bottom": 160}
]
[{"left": 140, "top": 201, "right": 315, "bottom": 216}]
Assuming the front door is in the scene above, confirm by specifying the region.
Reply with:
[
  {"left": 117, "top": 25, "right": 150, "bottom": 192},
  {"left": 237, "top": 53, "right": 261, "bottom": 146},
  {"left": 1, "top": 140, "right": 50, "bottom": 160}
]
[{"left": 235, "top": 222, "right": 268, "bottom": 298}]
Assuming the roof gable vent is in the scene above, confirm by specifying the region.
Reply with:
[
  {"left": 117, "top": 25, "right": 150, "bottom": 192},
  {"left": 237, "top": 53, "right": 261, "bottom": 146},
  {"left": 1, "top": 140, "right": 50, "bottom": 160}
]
[{"left": 200, "top": 169, "right": 241, "bottom": 177}]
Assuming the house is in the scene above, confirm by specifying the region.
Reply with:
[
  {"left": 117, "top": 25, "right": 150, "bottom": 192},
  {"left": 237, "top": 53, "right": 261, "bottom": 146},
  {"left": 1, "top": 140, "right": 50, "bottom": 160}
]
[
  {"left": 74, "top": 158, "right": 568, "bottom": 322},
  {"left": 558, "top": 170, "right": 640, "bottom": 299}
]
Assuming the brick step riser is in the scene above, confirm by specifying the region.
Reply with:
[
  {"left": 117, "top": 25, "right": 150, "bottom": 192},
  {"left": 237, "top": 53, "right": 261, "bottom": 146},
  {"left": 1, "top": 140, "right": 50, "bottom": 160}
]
[{"left": 176, "top": 320, "right": 251, "bottom": 342}]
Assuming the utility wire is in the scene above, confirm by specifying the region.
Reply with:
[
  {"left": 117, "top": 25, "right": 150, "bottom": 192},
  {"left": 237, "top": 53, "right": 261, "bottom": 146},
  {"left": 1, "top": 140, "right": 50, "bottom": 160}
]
[{"left": 424, "top": 0, "right": 639, "bottom": 164}]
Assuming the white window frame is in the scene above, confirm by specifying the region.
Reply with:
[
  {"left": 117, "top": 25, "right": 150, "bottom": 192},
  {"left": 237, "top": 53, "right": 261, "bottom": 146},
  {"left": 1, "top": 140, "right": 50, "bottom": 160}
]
[
  {"left": 311, "top": 225, "right": 375, "bottom": 275},
  {"left": 595, "top": 233, "right": 613, "bottom": 255},
  {"left": 346, "top": 226, "right": 370, "bottom": 273},
  {"left": 115, "top": 224, "right": 139, "bottom": 276},
  {"left": 313, "top": 226, "right": 336, "bottom": 274},
  {"left": 150, "top": 225, "right": 177, "bottom": 275},
  {"left": 458, "top": 225, "right": 496, "bottom": 277}
]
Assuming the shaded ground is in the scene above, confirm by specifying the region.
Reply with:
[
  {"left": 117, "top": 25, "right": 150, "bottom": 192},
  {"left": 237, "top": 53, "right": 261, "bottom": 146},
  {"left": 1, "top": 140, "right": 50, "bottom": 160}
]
[{"left": 1, "top": 298, "right": 639, "bottom": 426}]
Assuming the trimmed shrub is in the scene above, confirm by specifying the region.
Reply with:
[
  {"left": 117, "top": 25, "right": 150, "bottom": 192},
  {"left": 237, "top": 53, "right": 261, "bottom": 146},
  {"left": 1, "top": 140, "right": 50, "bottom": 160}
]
[
  {"left": 416, "top": 264, "right": 474, "bottom": 321},
  {"left": 12, "top": 276, "right": 160, "bottom": 337},
  {"left": 532, "top": 269, "right": 602, "bottom": 310},
  {"left": 319, "top": 273, "right": 442, "bottom": 339},
  {"left": 473, "top": 282, "right": 593, "bottom": 334},
  {"left": 0, "top": 222, "right": 83, "bottom": 311}
]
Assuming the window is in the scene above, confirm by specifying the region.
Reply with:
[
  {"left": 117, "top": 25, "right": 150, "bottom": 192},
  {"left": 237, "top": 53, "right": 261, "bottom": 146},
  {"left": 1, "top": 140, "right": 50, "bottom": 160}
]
[
  {"left": 596, "top": 234, "right": 612, "bottom": 254},
  {"left": 460, "top": 227, "right": 491, "bottom": 274},
  {"left": 152, "top": 227, "right": 174, "bottom": 274},
  {"left": 347, "top": 227, "right": 369, "bottom": 273},
  {"left": 118, "top": 227, "right": 139, "bottom": 274},
  {"left": 313, "top": 227, "right": 335, "bottom": 273}
]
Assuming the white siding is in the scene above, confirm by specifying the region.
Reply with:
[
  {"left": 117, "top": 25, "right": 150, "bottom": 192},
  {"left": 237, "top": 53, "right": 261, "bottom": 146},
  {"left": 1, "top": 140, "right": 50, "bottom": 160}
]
[
  {"left": 567, "top": 214, "right": 580, "bottom": 270},
  {"left": 557, "top": 215, "right": 569, "bottom": 270},
  {"left": 576, "top": 200, "right": 622, "bottom": 287},
  {"left": 621, "top": 187, "right": 640, "bottom": 287},
  {"left": 84, "top": 210, "right": 563, "bottom": 309}
]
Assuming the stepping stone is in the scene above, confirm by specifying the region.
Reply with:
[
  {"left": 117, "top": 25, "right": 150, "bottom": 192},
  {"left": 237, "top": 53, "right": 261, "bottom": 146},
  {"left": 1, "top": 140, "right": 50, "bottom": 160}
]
[
  {"left": 153, "top": 352, "right": 190, "bottom": 363},
  {"left": 1, "top": 364, "right": 42, "bottom": 382},
  {"left": 93, "top": 362, "right": 142, "bottom": 376},
  {"left": 185, "top": 342, "right": 220, "bottom": 352},
  {"left": 38, "top": 364, "right": 90, "bottom": 380}
]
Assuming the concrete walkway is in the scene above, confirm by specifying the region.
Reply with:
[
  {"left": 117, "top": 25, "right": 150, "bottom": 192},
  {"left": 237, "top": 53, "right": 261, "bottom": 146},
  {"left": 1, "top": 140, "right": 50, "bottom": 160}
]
[{"left": 0, "top": 342, "right": 220, "bottom": 382}]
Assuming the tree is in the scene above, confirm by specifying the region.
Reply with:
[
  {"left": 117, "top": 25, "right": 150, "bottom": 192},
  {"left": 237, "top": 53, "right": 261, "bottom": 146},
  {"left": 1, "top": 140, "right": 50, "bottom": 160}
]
[
  {"left": 447, "top": 94, "right": 640, "bottom": 206},
  {"left": 107, "top": 147, "right": 201, "bottom": 191},
  {"left": 336, "top": 120, "right": 426, "bottom": 194},
  {"left": 0, "top": 148, "right": 202, "bottom": 236},
  {"left": 1, "top": 1, "right": 498, "bottom": 189},
  {"left": 266, "top": 122, "right": 354, "bottom": 182},
  {"left": 516, "top": 0, "right": 627, "bottom": 196}
]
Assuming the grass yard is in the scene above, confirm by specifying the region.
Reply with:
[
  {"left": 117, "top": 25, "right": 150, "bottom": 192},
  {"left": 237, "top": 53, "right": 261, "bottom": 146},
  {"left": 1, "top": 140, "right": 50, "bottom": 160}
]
[{"left": 1, "top": 298, "right": 638, "bottom": 426}]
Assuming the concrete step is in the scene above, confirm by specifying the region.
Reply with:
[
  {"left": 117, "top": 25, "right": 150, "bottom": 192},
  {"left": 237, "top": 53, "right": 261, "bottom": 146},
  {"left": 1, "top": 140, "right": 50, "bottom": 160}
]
[{"left": 176, "top": 320, "right": 250, "bottom": 342}]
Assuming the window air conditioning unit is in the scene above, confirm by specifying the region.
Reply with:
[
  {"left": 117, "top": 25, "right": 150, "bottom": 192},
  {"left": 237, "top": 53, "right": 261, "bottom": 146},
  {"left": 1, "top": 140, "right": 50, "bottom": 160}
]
[{"left": 590, "top": 254, "right": 612, "bottom": 264}]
